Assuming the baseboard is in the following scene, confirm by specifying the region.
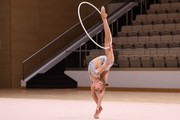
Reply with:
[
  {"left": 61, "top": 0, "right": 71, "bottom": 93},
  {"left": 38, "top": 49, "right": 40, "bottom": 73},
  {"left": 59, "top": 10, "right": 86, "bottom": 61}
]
[
  {"left": 21, "top": 86, "right": 26, "bottom": 89},
  {"left": 77, "top": 87, "right": 180, "bottom": 92}
]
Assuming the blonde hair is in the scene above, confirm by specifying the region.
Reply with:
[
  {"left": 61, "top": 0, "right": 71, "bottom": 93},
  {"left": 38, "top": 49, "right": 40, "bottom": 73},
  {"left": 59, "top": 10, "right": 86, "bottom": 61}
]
[{"left": 98, "top": 78, "right": 108, "bottom": 92}]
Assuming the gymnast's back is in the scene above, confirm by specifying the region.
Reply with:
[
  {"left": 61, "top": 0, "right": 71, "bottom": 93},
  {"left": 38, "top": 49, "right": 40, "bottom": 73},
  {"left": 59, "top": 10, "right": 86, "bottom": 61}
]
[{"left": 90, "top": 55, "right": 111, "bottom": 69}]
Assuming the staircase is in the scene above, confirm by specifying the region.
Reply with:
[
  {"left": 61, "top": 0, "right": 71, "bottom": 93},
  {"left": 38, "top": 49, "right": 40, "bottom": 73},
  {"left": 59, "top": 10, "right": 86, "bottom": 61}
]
[{"left": 26, "top": 60, "right": 77, "bottom": 88}]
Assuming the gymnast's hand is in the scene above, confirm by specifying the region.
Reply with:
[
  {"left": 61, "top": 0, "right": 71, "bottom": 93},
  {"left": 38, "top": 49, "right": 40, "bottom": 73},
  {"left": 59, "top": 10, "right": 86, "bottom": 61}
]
[
  {"left": 94, "top": 106, "right": 103, "bottom": 119},
  {"left": 108, "top": 44, "right": 113, "bottom": 49},
  {"left": 94, "top": 109, "right": 99, "bottom": 119},
  {"left": 99, "top": 106, "right": 103, "bottom": 112},
  {"left": 94, "top": 70, "right": 100, "bottom": 78}
]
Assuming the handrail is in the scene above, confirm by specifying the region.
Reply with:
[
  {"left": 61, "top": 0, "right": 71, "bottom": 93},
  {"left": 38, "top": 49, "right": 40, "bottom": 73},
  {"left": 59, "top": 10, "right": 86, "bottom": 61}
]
[{"left": 23, "top": 0, "right": 113, "bottom": 63}]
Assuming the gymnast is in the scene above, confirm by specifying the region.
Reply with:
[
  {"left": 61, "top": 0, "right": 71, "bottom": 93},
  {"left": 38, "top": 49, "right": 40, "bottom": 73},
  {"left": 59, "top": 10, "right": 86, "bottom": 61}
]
[{"left": 88, "top": 6, "right": 115, "bottom": 119}]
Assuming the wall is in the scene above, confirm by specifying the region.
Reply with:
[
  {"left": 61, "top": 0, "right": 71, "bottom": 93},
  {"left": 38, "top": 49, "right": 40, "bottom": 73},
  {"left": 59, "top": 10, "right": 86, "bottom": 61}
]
[
  {"left": 106, "top": 3, "right": 125, "bottom": 14},
  {"left": 0, "top": 0, "right": 109, "bottom": 88},
  {"left": 65, "top": 70, "right": 180, "bottom": 89},
  {"left": 0, "top": 0, "right": 11, "bottom": 88},
  {"left": 11, "top": 0, "right": 41, "bottom": 88}
]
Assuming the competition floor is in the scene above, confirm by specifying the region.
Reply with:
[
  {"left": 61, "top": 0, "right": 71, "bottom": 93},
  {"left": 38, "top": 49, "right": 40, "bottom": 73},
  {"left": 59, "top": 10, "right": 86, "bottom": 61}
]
[{"left": 0, "top": 89, "right": 180, "bottom": 120}]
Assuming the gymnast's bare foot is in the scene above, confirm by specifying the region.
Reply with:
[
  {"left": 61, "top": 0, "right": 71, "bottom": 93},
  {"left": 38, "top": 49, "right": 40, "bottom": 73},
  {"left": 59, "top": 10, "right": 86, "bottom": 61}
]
[
  {"left": 94, "top": 109, "right": 100, "bottom": 119},
  {"left": 101, "top": 6, "right": 107, "bottom": 20},
  {"left": 94, "top": 113, "right": 99, "bottom": 119}
]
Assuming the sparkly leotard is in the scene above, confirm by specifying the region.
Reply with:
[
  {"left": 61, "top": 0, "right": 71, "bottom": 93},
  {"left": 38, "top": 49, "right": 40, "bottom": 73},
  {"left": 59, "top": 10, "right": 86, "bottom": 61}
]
[{"left": 88, "top": 55, "right": 113, "bottom": 78}]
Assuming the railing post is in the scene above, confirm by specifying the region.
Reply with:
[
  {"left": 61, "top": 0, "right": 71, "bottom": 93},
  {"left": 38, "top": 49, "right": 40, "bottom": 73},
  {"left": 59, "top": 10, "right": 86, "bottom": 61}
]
[
  {"left": 22, "top": 63, "right": 24, "bottom": 80},
  {"left": 65, "top": 51, "right": 67, "bottom": 68},
  {"left": 145, "top": 0, "right": 147, "bottom": 12},
  {"left": 101, "top": 31, "right": 103, "bottom": 46},
  {"left": 79, "top": 45, "right": 81, "bottom": 68},
  {"left": 111, "top": 23, "right": 114, "bottom": 36},
  {"left": 85, "top": 43, "right": 87, "bottom": 57},
  {"left": 126, "top": 12, "right": 128, "bottom": 25},
  {"left": 141, "top": 0, "right": 143, "bottom": 14},
  {"left": 116, "top": 20, "right": 119, "bottom": 36},
  {"left": 96, "top": 34, "right": 98, "bottom": 49},
  {"left": 131, "top": 9, "right": 133, "bottom": 23}
]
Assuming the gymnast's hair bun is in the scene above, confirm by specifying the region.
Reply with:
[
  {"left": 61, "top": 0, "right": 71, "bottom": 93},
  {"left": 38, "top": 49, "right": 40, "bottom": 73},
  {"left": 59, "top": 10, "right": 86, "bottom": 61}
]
[{"left": 105, "top": 83, "right": 109, "bottom": 87}]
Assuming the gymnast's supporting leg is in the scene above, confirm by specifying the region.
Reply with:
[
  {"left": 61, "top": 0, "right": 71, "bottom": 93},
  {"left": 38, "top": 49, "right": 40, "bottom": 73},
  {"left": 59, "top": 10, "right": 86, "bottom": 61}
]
[
  {"left": 93, "top": 7, "right": 114, "bottom": 119},
  {"left": 80, "top": 2, "right": 114, "bottom": 119}
]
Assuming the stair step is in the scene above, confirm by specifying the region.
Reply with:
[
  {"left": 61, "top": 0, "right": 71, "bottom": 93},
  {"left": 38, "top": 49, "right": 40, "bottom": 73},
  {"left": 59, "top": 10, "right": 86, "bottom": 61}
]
[
  {"left": 31, "top": 75, "right": 73, "bottom": 81},
  {"left": 32, "top": 79, "right": 76, "bottom": 83},
  {"left": 27, "top": 84, "right": 77, "bottom": 88},
  {"left": 31, "top": 79, "right": 76, "bottom": 83},
  {"left": 32, "top": 79, "right": 73, "bottom": 82},
  {"left": 27, "top": 80, "right": 77, "bottom": 87},
  {"left": 38, "top": 76, "right": 68, "bottom": 80},
  {"left": 45, "top": 71, "right": 64, "bottom": 76},
  {"left": 27, "top": 59, "right": 77, "bottom": 89},
  {"left": 29, "top": 77, "right": 77, "bottom": 83}
]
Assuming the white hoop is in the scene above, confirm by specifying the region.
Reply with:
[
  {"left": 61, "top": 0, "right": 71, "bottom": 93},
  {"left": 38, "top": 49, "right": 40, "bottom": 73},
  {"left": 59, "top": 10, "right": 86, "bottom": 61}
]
[{"left": 78, "top": 1, "right": 112, "bottom": 49}]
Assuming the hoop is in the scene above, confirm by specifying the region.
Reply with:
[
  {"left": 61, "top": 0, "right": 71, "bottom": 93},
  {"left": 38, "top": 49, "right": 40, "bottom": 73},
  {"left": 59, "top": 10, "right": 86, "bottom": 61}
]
[{"left": 78, "top": 1, "right": 112, "bottom": 49}]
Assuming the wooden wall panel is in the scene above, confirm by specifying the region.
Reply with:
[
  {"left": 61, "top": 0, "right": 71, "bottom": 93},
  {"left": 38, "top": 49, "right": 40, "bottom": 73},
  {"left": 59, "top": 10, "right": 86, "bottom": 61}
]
[
  {"left": 0, "top": 0, "right": 11, "bottom": 88},
  {"left": 11, "top": 0, "right": 41, "bottom": 88},
  {"left": 0, "top": 0, "right": 109, "bottom": 88}
]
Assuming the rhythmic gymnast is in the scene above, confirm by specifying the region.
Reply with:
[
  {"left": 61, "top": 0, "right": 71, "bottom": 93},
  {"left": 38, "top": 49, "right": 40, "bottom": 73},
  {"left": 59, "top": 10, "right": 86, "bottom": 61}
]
[{"left": 88, "top": 6, "right": 115, "bottom": 119}]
